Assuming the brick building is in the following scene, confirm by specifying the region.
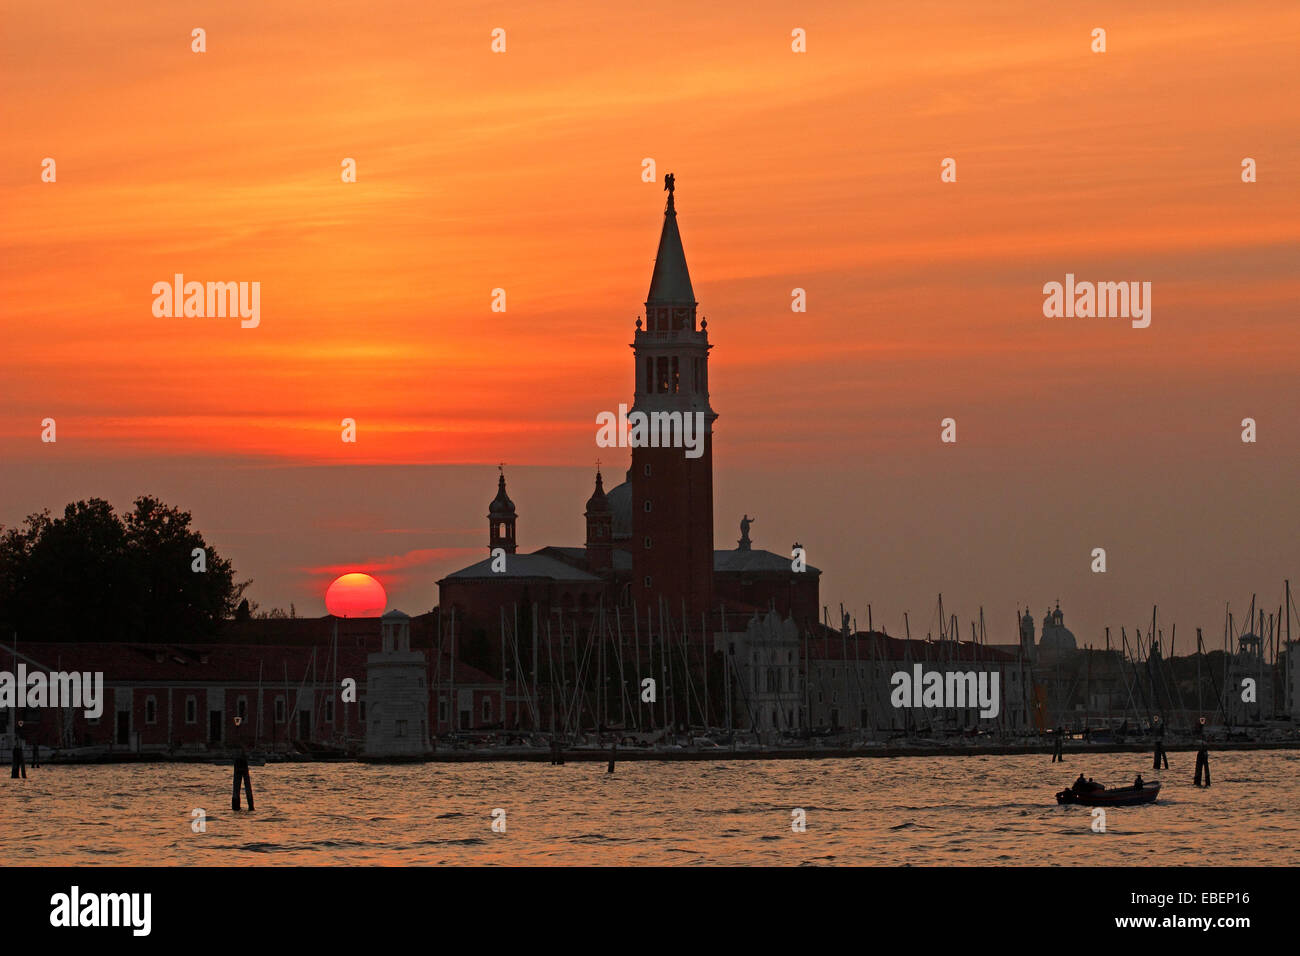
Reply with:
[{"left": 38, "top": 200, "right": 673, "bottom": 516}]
[{"left": 0, "top": 611, "right": 502, "bottom": 755}]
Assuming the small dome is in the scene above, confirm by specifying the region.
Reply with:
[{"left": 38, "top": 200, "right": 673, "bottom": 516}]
[{"left": 489, "top": 472, "right": 515, "bottom": 516}]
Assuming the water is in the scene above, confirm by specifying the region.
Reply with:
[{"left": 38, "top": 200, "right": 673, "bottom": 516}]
[{"left": 3, "top": 751, "right": 1297, "bottom": 865}]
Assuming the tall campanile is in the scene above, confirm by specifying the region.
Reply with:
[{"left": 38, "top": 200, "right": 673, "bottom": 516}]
[{"left": 631, "top": 175, "right": 716, "bottom": 615}]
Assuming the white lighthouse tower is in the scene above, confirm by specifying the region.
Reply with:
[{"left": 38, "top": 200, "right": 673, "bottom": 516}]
[{"left": 364, "top": 609, "right": 432, "bottom": 757}]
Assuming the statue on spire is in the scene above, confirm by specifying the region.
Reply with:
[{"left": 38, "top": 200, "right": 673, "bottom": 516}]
[{"left": 664, "top": 172, "right": 675, "bottom": 194}]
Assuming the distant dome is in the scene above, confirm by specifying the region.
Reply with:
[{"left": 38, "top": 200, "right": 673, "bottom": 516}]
[{"left": 1039, "top": 604, "right": 1076, "bottom": 654}]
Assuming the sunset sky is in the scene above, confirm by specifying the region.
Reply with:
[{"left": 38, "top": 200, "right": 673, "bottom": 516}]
[{"left": 2, "top": 0, "right": 1298, "bottom": 642}]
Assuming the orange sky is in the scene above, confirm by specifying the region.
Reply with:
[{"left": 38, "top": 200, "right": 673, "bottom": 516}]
[{"left": 2, "top": 0, "right": 1298, "bottom": 632}]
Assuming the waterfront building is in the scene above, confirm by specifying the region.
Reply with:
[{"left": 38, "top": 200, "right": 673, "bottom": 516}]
[{"left": 364, "top": 610, "right": 432, "bottom": 757}]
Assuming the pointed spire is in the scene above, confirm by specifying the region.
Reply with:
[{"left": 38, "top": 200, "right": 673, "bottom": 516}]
[
  {"left": 585, "top": 468, "right": 610, "bottom": 515},
  {"left": 647, "top": 173, "right": 695, "bottom": 305}
]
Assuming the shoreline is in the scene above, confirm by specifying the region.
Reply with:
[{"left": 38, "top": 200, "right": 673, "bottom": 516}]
[{"left": 23, "top": 739, "right": 1300, "bottom": 765}]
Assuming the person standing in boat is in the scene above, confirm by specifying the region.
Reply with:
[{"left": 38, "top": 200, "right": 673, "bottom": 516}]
[{"left": 1133, "top": 773, "right": 1145, "bottom": 789}]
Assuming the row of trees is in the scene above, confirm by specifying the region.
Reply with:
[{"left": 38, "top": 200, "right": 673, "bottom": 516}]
[{"left": 0, "top": 496, "right": 245, "bottom": 643}]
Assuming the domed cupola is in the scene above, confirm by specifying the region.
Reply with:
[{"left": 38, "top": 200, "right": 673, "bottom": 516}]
[
  {"left": 488, "top": 467, "right": 517, "bottom": 554},
  {"left": 1039, "top": 600, "right": 1077, "bottom": 657}
]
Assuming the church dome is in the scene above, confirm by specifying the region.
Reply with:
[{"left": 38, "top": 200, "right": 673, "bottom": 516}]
[
  {"left": 605, "top": 476, "right": 632, "bottom": 540},
  {"left": 1039, "top": 603, "right": 1077, "bottom": 654}
]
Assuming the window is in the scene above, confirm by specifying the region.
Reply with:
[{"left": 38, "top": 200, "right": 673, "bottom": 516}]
[
  {"left": 670, "top": 356, "right": 680, "bottom": 394},
  {"left": 324, "top": 696, "right": 334, "bottom": 722},
  {"left": 274, "top": 696, "right": 286, "bottom": 723},
  {"left": 656, "top": 356, "right": 669, "bottom": 393},
  {"left": 359, "top": 699, "right": 367, "bottom": 722},
  {"left": 644, "top": 357, "right": 652, "bottom": 392},
  {"left": 643, "top": 500, "right": 652, "bottom": 512},
  {"left": 482, "top": 698, "right": 493, "bottom": 722},
  {"left": 145, "top": 696, "right": 157, "bottom": 725},
  {"left": 643, "top": 576, "right": 652, "bottom": 588},
  {"left": 643, "top": 463, "right": 652, "bottom": 477},
  {"left": 438, "top": 699, "right": 449, "bottom": 723},
  {"left": 643, "top": 536, "right": 652, "bottom": 549},
  {"left": 395, "top": 719, "right": 408, "bottom": 737},
  {"left": 236, "top": 697, "right": 248, "bottom": 720},
  {"left": 185, "top": 696, "right": 197, "bottom": 724}
]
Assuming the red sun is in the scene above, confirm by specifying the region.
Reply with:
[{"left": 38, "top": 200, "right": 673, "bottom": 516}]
[{"left": 325, "top": 572, "right": 387, "bottom": 617}]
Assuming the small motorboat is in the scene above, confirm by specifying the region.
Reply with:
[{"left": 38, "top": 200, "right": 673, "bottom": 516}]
[{"left": 1056, "top": 781, "right": 1160, "bottom": 806}]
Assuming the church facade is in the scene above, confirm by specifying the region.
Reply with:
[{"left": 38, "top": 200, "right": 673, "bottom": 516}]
[{"left": 437, "top": 182, "right": 821, "bottom": 647}]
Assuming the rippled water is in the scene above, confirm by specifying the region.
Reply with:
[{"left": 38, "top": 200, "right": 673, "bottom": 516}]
[{"left": 2, "top": 751, "right": 1296, "bottom": 865}]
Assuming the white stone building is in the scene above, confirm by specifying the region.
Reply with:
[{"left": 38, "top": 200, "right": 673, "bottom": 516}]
[{"left": 364, "top": 610, "right": 432, "bottom": 756}]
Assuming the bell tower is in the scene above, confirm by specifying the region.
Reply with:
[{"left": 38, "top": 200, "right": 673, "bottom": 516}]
[
  {"left": 630, "top": 175, "right": 716, "bottom": 614},
  {"left": 488, "top": 466, "right": 516, "bottom": 554},
  {"left": 584, "top": 469, "right": 613, "bottom": 572}
]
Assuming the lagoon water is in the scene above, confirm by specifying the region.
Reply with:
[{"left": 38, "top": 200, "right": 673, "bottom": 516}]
[{"left": 3, "top": 751, "right": 1297, "bottom": 866}]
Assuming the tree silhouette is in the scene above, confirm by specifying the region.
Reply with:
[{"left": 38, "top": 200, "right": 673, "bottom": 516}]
[{"left": 0, "top": 496, "right": 245, "bottom": 642}]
